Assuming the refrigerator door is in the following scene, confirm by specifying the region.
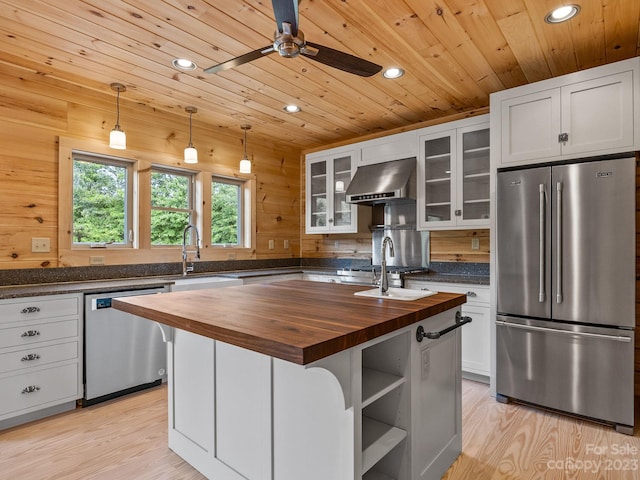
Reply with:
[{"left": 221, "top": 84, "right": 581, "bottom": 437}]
[
  {"left": 551, "top": 158, "right": 635, "bottom": 327},
  {"left": 497, "top": 167, "right": 551, "bottom": 318},
  {"left": 496, "top": 315, "right": 635, "bottom": 428}
]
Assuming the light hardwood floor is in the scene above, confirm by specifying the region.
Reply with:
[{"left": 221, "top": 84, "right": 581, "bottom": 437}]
[{"left": 1, "top": 380, "right": 638, "bottom": 479}]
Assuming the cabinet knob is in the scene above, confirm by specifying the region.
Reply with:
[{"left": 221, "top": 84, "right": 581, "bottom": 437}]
[
  {"left": 328, "top": 218, "right": 334, "bottom": 224},
  {"left": 455, "top": 209, "right": 461, "bottom": 216},
  {"left": 21, "top": 385, "right": 41, "bottom": 394},
  {"left": 21, "top": 330, "right": 41, "bottom": 338},
  {"left": 21, "top": 353, "right": 41, "bottom": 362},
  {"left": 466, "top": 291, "right": 477, "bottom": 297},
  {"left": 558, "top": 133, "right": 569, "bottom": 143},
  {"left": 21, "top": 306, "right": 41, "bottom": 314}
]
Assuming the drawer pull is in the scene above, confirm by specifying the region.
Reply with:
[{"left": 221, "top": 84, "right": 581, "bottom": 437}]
[
  {"left": 21, "top": 385, "right": 41, "bottom": 394},
  {"left": 21, "top": 330, "right": 41, "bottom": 338},
  {"left": 21, "top": 353, "right": 41, "bottom": 362},
  {"left": 20, "top": 306, "right": 41, "bottom": 314},
  {"left": 466, "top": 291, "right": 477, "bottom": 297}
]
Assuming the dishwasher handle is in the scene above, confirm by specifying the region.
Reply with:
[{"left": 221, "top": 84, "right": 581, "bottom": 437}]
[{"left": 416, "top": 311, "right": 472, "bottom": 342}]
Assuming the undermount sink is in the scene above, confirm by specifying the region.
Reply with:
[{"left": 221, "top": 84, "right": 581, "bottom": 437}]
[
  {"left": 354, "top": 288, "right": 437, "bottom": 301},
  {"left": 171, "top": 276, "right": 243, "bottom": 291}
]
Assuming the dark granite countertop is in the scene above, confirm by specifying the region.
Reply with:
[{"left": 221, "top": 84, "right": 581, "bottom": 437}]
[{"left": 405, "top": 272, "right": 489, "bottom": 286}]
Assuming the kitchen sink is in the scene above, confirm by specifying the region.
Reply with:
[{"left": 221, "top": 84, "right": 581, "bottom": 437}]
[
  {"left": 171, "top": 276, "right": 243, "bottom": 291},
  {"left": 354, "top": 288, "right": 437, "bottom": 301}
]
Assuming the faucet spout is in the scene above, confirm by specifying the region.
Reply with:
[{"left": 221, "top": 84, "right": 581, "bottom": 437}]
[
  {"left": 380, "top": 236, "right": 395, "bottom": 295},
  {"left": 182, "top": 224, "right": 201, "bottom": 276}
]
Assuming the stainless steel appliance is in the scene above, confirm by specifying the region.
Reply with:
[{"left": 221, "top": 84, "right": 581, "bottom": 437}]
[
  {"left": 82, "top": 287, "right": 167, "bottom": 406},
  {"left": 496, "top": 156, "right": 635, "bottom": 434},
  {"left": 346, "top": 157, "right": 416, "bottom": 204}
]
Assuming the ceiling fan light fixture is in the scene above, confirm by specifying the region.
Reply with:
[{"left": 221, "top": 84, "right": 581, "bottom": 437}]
[
  {"left": 184, "top": 106, "right": 198, "bottom": 164},
  {"left": 109, "top": 83, "right": 126, "bottom": 150},
  {"left": 284, "top": 104, "right": 301, "bottom": 113},
  {"left": 545, "top": 5, "right": 580, "bottom": 23},
  {"left": 172, "top": 58, "right": 197, "bottom": 71},
  {"left": 383, "top": 67, "right": 405, "bottom": 79},
  {"left": 239, "top": 125, "right": 252, "bottom": 174}
]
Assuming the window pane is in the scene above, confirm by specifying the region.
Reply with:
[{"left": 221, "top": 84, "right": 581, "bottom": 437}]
[
  {"left": 73, "top": 159, "right": 128, "bottom": 244},
  {"left": 212, "top": 180, "right": 240, "bottom": 245},
  {"left": 151, "top": 170, "right": 193, "bottom": 246},
  {"left": 151, "top": 171, "right": 189, "bottom": 209},
  {"left": 151, "top": 210, "right": 190, "bottom": 245}
]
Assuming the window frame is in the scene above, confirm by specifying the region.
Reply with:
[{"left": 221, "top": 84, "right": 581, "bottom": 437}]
[
  {"left": 71, "top": 151, "right": 134, "bottom": 248},
  {"left": 210, "top": 175, "right": 245, "bottom": 247},
  {"left": 149, "top": 165, "right": 196, "bottom": 247}
]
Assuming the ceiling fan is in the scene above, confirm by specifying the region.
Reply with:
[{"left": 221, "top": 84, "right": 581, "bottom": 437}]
[{"left": 204, "top": 0, "right": 382, "bottom": 77}]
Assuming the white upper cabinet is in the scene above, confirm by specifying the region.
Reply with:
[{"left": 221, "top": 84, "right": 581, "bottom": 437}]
[
  {"left": 305, "top": 147, "right": 362, "bottom": 234},
  {"left": 358, "top": 130, "right": 417, "bottom": 166},
  {"left": 417, "top": 115, "right": 490, "bottom": 230},
  {"left": 493, "top": 57, "right": 639, "bottom": 167}
]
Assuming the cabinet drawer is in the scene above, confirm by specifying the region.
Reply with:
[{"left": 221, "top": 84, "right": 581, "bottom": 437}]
[
  {"left": 0, "top": 296, "right": 79, "bottom": 325},
  {"left": 0, "top": 341, "right": 79, "bottom": 374},
  {"left": 0, "top": 363, "right": 78, "bottom": 416},
  {"left": 407, "top": 281, "right": 490, "bottom": 305},
  {"left": 0, "top": 320, "right": 78, "bottom": 349}
]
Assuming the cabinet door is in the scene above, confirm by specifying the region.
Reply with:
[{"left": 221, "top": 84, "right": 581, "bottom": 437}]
[
  {"left": 457, "top": 125, "right": 490, "bottom": 226},
  {"left": 306, "top": 150, "right": 359, "bottom": 234},
  {"left": 460, "top": 304, "right": 490, "bottom": 377},
  {"left": 560, "top": 71, "right": 634, "bottom": 156},
  {"left": 500, "top": 89, "right": 562, "bottom": 165},
  {"left": 418, "top": 130, "right": 456, "bottom": 229}
]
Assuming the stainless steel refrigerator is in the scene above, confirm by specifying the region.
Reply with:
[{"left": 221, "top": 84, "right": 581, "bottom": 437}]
[{"left": 496, "top": 156, "right": 635, "bottom": 434}]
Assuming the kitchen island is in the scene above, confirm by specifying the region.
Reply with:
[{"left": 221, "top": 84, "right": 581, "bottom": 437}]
[{"left": 113, "top": 280, "right": 467, "bottom": 480}]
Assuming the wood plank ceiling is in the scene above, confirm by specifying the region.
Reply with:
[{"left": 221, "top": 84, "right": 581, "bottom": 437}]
[{"left": 0, "top": 0, "right": 638, "bottom": 150}]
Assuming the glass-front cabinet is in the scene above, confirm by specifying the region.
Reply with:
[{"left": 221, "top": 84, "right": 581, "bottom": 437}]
[
  {"left": 418, "top": 117, "right": 490, "bottom": 230},
  {"left": 306, "top": 148, "right": 361, "bottom": 233}
]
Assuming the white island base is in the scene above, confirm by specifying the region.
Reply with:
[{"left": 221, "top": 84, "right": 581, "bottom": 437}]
[{"left": 164, "top": 308, "right": 462, "bottom": 480}]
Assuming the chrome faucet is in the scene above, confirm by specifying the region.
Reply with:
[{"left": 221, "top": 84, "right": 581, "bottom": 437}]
[
  {"left": 380, "top": 236, "right": 395, "bottom": 295},
  {"left": 182, "top": 224, "right": 201, "bottom": 276}
]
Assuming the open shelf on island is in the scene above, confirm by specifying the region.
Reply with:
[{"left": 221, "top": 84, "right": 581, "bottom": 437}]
[
  {"left": 363, "top": 470, "right": 396, "bottom": 480},
  {"left": 362, "top": 368, "right": 406, "bottom": 409},
  {"left": 362, "top": 416, "right": 407, "bottom": 474}
]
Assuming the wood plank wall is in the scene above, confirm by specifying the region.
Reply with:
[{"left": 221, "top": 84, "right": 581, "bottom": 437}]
[{"left": 0, "top": 62, "right": 301, "bottom": 269}]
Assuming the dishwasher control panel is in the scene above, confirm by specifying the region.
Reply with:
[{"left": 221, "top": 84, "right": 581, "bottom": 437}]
[{"left": 94, "top": 298, "right": 112, "bottom": 309}]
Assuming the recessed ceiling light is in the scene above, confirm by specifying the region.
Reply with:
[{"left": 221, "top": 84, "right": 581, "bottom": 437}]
[
  {"left": 544, "top": 5, "right": 580, "bottom": 23},
  {"left": 383, "top": 67, "right": 405, "bottom": 79},
  {"left": 284, "top": 104, "right": 301, "bottom": 113},
  {"left": 172, "top": 58, "right": 197, "bottom": 71}
]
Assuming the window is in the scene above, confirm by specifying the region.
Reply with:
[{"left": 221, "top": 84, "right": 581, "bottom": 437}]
[
  {"left": 211, "top": 177, "right": 243, "bottom": 246},
  {"left": 151, "top": 167, "right": 195, "bottom": 245},
  {"left": 72, "top": 153, "right": 133, "bottom": 246}
]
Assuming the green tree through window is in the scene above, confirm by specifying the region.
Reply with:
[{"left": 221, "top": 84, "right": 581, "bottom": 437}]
[
  {"left": 73, "top": 158, "right": 130, "bottom": 244},
  {"left": 151, "top": 169, "right": 193, "bottom": 245},
  {"left": 212, "top": 179, "right": 241, "bottom": 245}
]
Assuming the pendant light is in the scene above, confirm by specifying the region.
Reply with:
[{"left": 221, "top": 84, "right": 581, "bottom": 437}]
[
  {"left": 184, "top": 106, "right": 198, "bottom": 164},
  {"left": 109, "top": 83, "right": 127, "bottom": 150},
  {"left": 239, "top": 124, "right": 252, "bottom": 174}
]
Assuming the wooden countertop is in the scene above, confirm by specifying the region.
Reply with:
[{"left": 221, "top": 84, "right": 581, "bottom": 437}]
[{"left": 113, "top": 280, "right": 466, "bottom": 365}]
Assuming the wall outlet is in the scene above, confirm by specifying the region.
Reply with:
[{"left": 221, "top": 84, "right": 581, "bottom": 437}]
[
  {"left": 268, "top": 239, "right": 275, "bottom": 250},
  {"left": 90, "top": 256, "right": 105, "bottom": 265},
  {"left": 31, "top": 237, "right": 50, "bottom": 253},
  {"left": 284, "top": 239, "right": 289, "bottom": 250},
  {"left": 471, "top": 238, "right": 480, "bottom": 250}
]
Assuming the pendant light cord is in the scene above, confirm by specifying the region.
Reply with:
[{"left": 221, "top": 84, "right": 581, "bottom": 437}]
[{"left": 115, "top": 88, "right": 121, "bottom": 129}]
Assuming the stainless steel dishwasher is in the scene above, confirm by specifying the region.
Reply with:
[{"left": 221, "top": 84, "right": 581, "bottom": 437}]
[{"left": 82, "top": 287, "right": 167, "bottom": 406}]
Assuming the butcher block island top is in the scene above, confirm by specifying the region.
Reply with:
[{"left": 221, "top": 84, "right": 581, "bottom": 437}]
[{"left": 113, "top": 280, "right": 466, "bottom": 365}]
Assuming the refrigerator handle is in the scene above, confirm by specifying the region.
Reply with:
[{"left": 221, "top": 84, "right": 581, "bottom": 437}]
[
  {"left": 556, "top": 181, "right": 563, "bottom": 304},
  {"left": 539, "top": 184, "right": 545, "bottom": 302}
]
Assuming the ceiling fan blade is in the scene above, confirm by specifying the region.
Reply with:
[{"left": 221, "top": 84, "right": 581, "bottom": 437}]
[
  {"left": 301, "top": 42, "right": 382, "bottom": 77},
  {"left": 272, "top": 0, "right": 299, "bottom": 36},
  {"left": 204, "top": 46, "right": 275, "bottom": 74}
]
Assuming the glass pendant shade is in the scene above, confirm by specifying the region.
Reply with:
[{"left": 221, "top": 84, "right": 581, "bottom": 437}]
[
  {"left": 240, "top": 125, "right": 252, "bottom": 173},
  {"left": 109, "top": 126, "right": 126, "bottom": 149},
  {"left": 109, "top": 83, "right": 127, "bottom": 150},
  {"left": 239, "top": 157, "right": 251, "bottom": 174}
]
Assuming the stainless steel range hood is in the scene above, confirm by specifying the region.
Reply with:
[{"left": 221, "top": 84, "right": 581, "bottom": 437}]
[{"left": 346, "top": 157, "right": 416, "bottom": 205}]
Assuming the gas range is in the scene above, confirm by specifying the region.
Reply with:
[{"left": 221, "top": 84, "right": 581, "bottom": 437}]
[{"left": 336, "top": 266, "right": 429, "bottom": 287}]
